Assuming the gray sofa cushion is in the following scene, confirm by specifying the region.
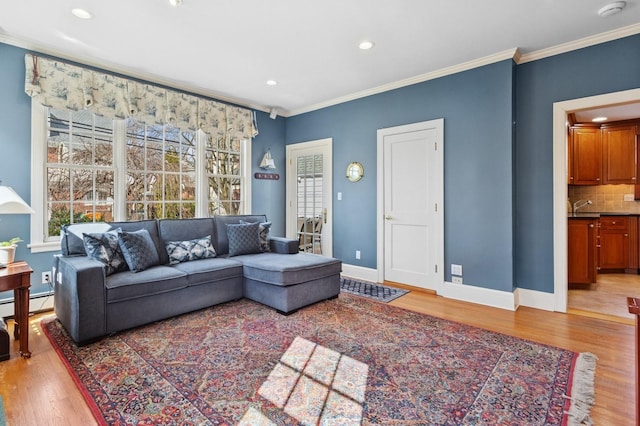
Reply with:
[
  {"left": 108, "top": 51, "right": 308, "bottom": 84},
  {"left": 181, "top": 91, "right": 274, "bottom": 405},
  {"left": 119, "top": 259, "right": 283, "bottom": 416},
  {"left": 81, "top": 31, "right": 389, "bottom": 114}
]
[
  {"left": 233, "top": 252, "right": 342, "bottom": 286},
  {"left": 106, "top": 266, "right": 188, "bottom": 303},
  {"left": 109, "top": 220, "right": 165, "bottom": 265},
  {"left": 158, "top": 218, "right": 215, "bottom": 246},
  {"left": 61, "top": 222, "right": 111, "bottom": 256},
  {"left": 213, "top": 214, "right": 267, "bottom": 255},
  {"left": 118, "top": 229, "right": 160, "bottom": 272},
  {"left": 166, "top": 235, "right": 217, "bottom": 265},
  {"left": 239, "top": 219, "right": 271, "bottom": 252},
  {"left": 227, "top": 222, "right": 262, "bottom": 256},
  {"left": 82, "top": 228, "right": 128, "bottom": 276},
  {"left": 170, "top": 257, "right": 243, "bottom": 286}
]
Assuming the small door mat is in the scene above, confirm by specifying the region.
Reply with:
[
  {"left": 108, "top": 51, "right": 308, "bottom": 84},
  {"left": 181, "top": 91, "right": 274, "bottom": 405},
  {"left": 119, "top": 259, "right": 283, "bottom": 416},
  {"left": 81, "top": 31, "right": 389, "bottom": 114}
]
[{"left": 340, "top": 277, "right": 409, "bottom": 302}]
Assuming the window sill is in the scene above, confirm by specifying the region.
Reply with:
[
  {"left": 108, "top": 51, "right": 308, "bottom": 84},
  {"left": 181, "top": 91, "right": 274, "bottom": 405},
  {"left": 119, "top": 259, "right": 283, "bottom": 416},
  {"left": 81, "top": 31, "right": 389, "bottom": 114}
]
[{"left": 28, "top": 241, "right": 61, "bottom": 253}]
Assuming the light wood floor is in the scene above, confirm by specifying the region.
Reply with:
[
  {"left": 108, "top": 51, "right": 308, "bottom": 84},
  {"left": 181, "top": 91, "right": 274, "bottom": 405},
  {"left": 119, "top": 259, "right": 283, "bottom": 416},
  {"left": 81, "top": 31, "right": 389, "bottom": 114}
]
[
  {"left": 569, "top": 272, "right": 640, "bottom": 325},
  {"left": 0, "top": 289, "right": 635, "bottom": 425}
]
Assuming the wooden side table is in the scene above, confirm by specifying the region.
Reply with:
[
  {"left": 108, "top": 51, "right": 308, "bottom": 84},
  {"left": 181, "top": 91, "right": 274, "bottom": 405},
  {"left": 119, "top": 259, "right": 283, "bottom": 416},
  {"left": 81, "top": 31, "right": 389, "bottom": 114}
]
[{"left": 0, "top": 261, "right": 33, "bottom": 358}]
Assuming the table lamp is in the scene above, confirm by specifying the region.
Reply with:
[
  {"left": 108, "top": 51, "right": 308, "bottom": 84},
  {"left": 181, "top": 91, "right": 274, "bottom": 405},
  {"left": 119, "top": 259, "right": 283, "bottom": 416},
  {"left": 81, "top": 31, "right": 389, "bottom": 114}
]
[{"left": 0, "top": 184, "right": 35, "bottom": 266}]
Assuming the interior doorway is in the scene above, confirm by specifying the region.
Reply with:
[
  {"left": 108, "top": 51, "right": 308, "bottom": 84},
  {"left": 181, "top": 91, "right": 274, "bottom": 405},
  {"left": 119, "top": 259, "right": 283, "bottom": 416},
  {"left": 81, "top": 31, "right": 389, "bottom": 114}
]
[
  {"left": 553, "top": 88, "right": 640, "bottom": 319},
  {"left": 285, "top": 138, "right": 333, "bottom": 257},
  {"left": 377, "top": 119, "right": 444, "bottom": 291}
]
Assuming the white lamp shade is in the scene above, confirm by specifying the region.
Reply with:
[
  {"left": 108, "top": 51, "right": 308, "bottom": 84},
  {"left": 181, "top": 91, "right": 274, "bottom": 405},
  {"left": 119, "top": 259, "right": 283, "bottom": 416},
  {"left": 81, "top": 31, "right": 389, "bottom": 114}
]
[
  {"left": 0, "top": 186, "right": 35, "bottom": 214},
  {"left": 260, "top": 150, "right": 276, "bottom": 169}
]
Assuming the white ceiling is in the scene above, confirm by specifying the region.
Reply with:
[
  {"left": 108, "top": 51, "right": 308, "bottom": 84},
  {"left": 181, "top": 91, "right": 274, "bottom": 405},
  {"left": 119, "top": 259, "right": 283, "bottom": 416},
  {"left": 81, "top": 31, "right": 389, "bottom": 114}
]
[{"left": 1, "top": 1, "right": 639, "bottom": 116}]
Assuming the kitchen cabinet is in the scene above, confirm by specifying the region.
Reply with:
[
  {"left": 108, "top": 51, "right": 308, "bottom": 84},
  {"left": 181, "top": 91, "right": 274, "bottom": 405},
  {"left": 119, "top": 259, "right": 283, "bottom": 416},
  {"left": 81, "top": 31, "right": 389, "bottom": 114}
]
[
  {"left": 568, "top": 217, "right": 597, "bottom": 284},
  {"left": 602, "top": 124, "right": 637, "bottom": 184},
  {"left": 569, "top": 126, "right": 601, "bottom": 185},
  {"left": 599, "top": 216, "right": 630, "bottom": 271}
]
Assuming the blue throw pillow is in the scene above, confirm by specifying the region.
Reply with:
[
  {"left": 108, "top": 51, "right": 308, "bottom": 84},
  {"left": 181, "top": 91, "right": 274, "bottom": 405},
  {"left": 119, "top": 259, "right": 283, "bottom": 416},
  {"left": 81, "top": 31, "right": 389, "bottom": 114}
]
[
  {"left": 165, "top": 235, "right": 217, "bottom": 265},
  {"left": 83, "top": 228, "right": 128, "bottom": 276},
  {"left": 226, "top": 222, "right": 262, "bottom": 256},
  {"left": 118, "top": 229, "right": 160, "bottom": 272},
  {"left": 239, "top": 220, "right": 272, "bottom": 252}
]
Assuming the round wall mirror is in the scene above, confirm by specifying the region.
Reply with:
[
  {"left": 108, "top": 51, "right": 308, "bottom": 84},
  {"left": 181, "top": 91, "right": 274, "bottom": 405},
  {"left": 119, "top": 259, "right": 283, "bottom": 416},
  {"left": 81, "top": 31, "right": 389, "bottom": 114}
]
[{"left": 346, "top": 162, "right": 364, "bottom": 182}]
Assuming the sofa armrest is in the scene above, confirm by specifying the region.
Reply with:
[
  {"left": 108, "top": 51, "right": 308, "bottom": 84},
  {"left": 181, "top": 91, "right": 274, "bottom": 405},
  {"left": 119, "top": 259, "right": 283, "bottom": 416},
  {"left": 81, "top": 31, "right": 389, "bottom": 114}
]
[
  {"left": 54, "top": 255, "right": 107, "bottom": 345},
  {"left": 269, "top": 237, "right": 299, "bottom": 254}
]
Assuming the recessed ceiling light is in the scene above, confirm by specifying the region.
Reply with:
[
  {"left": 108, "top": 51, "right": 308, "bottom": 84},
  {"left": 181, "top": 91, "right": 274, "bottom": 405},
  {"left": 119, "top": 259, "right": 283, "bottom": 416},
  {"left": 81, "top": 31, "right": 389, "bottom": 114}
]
[
  {"left": 266, "top": 80, "right": 278, "bottom": 86},
  {"left": 71, "top": 8, "right": 92, "bottom": 19},
  {"left": 592, "top": 116, "right": 608, "bottom": 122},
  {"left": 597, "top": 1, "right": 626, "bottom": 17},
  {"left": 169, "top": 0, "right": 183, "bottom": 6},
  {"left": 358, "top": 40, "right": 375, "bottom": 50}
]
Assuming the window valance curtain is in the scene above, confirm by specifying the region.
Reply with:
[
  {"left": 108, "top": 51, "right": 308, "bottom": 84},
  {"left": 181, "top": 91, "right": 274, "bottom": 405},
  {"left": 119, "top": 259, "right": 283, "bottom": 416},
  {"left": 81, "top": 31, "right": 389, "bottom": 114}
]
[{"left": 24, "top": 54, "right": 258, "bottom": 141}]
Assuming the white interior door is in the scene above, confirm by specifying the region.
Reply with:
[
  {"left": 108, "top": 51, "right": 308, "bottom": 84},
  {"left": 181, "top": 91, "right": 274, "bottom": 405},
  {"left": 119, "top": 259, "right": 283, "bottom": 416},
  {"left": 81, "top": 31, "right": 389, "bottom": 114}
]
[
  {"left": 377, "top": 120, "right": 443, "bottom": 291},
  {"left": 286, "top": 139, "right": 332, "bottom": 257}
]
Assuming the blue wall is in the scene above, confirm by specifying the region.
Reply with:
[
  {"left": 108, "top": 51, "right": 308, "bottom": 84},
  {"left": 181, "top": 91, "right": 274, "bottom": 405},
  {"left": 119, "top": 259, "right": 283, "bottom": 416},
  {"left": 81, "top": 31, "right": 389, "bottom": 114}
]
[
  {"left": 515, "top": 34, "right": 640, "bottom": 292},
  {"left": 0, "top": 42, "right": 286, "bottom": 298},
  {"left": 0, "top": 43, "right": 54, "bottom": 297},
  {"left": 2, "top": 32, "right": 640, "bottom": 300},
  {"left": 286, "top": 60, "right": 516, "bottom": 290}
]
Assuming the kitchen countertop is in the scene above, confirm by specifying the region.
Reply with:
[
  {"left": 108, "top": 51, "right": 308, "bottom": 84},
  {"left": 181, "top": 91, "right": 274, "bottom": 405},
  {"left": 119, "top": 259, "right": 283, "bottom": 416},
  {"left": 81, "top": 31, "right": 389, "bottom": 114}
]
[{"left": 568, "top": 212, "right": 638, "bottom": 218}]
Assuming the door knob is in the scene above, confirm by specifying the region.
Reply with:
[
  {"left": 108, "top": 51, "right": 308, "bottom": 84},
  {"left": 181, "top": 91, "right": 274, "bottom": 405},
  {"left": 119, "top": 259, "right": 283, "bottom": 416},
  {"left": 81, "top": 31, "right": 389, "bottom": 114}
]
[{"left": 385, "top": 215, "right": 392, "bottom": 220}]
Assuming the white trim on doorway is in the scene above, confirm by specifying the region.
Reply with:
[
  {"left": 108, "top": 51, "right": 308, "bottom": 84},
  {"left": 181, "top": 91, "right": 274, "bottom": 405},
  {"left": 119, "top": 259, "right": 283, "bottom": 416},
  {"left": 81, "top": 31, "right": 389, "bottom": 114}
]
[
  {"left": 553, "top": 88, "right": 640, "bottom": 312},
  {"left": 285, "top": 138, "right": 333, "bottom": 256}
]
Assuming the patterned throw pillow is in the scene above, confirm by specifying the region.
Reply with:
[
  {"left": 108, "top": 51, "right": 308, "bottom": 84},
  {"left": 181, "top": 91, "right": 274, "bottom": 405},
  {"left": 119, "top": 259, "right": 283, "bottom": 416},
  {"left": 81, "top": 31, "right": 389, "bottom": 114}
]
[
  {"left": 83, "top": 228, "right": 128, "bottom": 276},
  {"left": 118, "top": 229, "right": 160, "bottom": 273},
  {"left": 239, "top": 220, "right": 272, "bottom": 252},
  {"left": 226, "top": 222, "right": 262, "bottom": 257},
  {"left": 165, "top": 235, "right": 217, "bottom": 265}
]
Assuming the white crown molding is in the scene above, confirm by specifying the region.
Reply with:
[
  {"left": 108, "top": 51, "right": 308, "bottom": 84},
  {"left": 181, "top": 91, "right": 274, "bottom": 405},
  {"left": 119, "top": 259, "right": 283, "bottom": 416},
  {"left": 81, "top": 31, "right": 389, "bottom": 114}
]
[
  {"left": 3, "top": 22, "right": 639, "bottom": 118},
  {"left": 517, "top": 22, "right": 640, "bottom": 64},
  {"left": 0, "top": 33, "right": 271, "bottom": 114},
  {"left": 287, "top": 48, "right": 520, "bottom": 117}
]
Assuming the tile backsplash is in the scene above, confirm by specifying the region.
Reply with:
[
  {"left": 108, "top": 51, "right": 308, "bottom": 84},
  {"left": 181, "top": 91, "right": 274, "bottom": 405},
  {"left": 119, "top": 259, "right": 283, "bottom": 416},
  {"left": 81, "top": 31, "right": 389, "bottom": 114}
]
[{"left": 568, "top": 184, "right": 640, "bottom": 213}]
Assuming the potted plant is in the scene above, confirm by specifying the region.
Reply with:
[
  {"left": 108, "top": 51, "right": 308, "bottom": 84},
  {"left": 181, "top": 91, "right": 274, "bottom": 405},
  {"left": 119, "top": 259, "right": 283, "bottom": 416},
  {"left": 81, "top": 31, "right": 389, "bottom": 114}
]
[{"left": 0, "top": 237, "right": 22, "bottom": 265}]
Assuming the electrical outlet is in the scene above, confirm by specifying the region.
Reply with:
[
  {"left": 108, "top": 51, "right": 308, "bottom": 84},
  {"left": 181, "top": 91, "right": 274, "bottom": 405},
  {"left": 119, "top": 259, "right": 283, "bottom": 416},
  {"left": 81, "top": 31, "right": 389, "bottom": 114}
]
[
  {"left": 452, "top": 276, "right": 463, "bottom": 284},
  {"left": 42, "top": 271, "right": 51, "bottom": 284},
  {"left": 355, "top": 250, "right": 361, "bottom": 260}
]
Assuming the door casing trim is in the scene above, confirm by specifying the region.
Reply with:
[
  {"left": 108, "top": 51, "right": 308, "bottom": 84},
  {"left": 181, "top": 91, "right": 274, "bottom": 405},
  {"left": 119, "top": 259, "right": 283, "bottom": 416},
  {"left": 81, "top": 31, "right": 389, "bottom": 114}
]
[{"left": 285, "top": 138, "right": 333, "bottom": 256}]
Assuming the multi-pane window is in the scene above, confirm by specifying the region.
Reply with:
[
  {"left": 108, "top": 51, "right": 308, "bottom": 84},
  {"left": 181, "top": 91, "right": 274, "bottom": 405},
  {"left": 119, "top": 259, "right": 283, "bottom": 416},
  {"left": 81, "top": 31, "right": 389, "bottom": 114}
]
[
  {"left": 296, "top": 154, "right": 323, "bottom": 254},
  {"left": 125, "top": 120, "right": 197, "bottom": 221},
  {"left": 206, "top": 134, "right": 242, "bottom": 215},
  {"left": 46, "top": 109, "right": 116, "bottom": 237},
  {"left": 43, "top": 107, "right": 247, "bottom": 241}
]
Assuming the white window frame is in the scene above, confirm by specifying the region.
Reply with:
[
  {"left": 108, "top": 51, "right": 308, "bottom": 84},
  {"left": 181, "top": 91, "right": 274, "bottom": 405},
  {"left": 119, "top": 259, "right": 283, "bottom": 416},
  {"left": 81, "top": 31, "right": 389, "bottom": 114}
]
[{"left": 29, "top": 100, "right": 252, "bottom": 253}]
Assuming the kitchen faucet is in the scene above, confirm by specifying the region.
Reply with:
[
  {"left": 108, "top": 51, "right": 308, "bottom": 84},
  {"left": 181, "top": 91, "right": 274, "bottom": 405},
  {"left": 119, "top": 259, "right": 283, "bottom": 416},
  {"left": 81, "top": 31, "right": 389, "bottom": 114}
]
[{"left": 572, "top": 199, "right": 592, "bottom": 213}]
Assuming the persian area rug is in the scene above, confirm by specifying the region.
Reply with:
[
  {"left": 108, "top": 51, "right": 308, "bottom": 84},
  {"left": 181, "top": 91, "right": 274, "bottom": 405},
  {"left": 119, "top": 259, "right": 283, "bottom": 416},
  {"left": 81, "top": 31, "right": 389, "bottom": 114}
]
[
  {"left": 340, "top": 277, "right": 409, "bottom": 302},
  {"left": 42, "top": 294, "right": 596, "bottom": 426}
]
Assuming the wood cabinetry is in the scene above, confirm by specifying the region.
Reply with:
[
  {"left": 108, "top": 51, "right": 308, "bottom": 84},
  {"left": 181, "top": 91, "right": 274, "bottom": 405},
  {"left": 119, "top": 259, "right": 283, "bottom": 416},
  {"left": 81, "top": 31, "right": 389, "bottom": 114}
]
[
  {"left": 602, "top": 124, "right": 637, "bottom": 184},
  {"left": 598, "top": 216, "right": 635, "bottom": 271},
  {"left": 599, "top": 216, "right": 627, "bottom": 270},
  {"left": 568, "top": 217, "right": 597, "bottom": 284},
  {"left": 569, "top": 127, "right": 601, "bottom": 185}
]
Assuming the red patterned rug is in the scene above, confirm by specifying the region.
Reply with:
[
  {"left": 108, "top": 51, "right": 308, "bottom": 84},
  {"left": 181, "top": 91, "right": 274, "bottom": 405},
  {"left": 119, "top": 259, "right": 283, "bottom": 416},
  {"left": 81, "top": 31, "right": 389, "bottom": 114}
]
[{"left": 42, "top": 294, "right": 595, "bottom": 425}]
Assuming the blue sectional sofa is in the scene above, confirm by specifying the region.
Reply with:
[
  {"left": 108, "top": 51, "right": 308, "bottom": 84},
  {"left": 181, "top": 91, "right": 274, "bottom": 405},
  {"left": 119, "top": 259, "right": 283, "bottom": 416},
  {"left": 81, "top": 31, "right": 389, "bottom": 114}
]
[{"left": 53, "top": 215, "right": 342, "bottom": 345}]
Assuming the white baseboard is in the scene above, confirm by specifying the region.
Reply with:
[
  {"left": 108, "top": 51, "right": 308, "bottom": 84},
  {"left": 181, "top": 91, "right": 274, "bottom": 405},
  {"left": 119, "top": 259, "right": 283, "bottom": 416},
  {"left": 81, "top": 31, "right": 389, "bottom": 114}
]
[
  {"left": 440, "top": 281, "right": 517, "bottom": 311},
  {"left": 340, "top": 268, "right": 555, "bottom": 313},
  {"left": 0, "top": 292, "right": 54, "bottom": 319},
  {"left": 341, "top": 264, "right": 379, "bottom": 283},
  {"left": 514, "top": 288, "right": 556, "bottom": 311}
]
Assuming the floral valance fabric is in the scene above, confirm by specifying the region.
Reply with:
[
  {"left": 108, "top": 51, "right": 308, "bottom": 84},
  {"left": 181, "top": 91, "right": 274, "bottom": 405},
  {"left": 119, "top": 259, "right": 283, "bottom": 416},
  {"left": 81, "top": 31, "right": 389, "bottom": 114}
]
[{"left": 24, "top": 54, "right": 257, "bottom": 140}]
